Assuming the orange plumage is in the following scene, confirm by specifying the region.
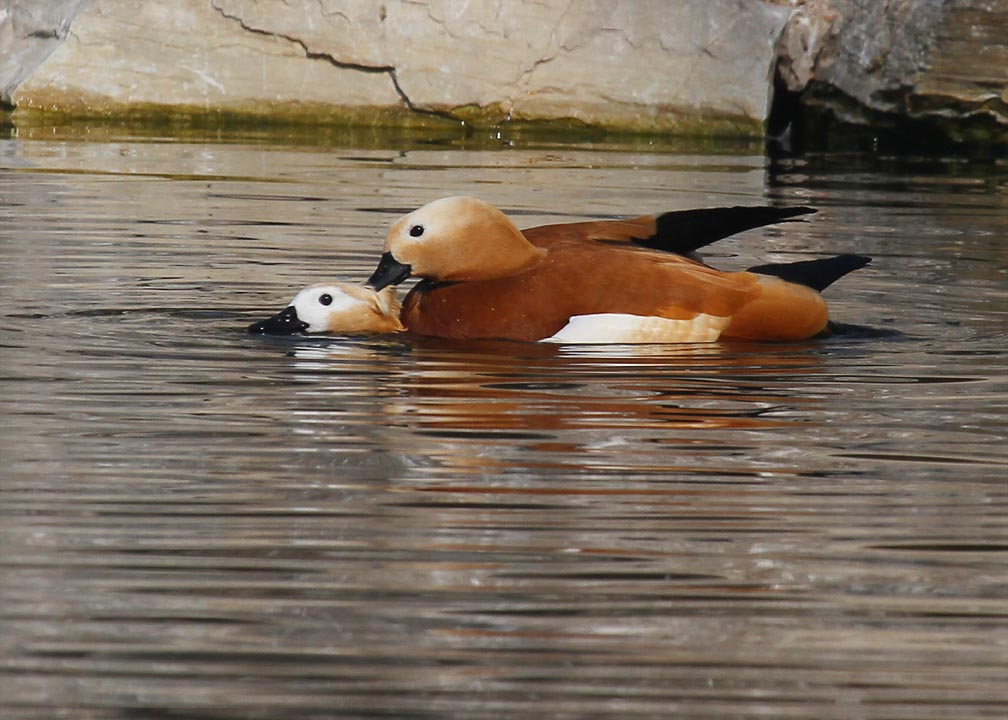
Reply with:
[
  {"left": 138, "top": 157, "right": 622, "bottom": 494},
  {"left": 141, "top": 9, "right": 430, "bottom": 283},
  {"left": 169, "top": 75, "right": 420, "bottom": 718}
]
[{"left": 366, "top": 197, "right": 867, "bottom": 344}]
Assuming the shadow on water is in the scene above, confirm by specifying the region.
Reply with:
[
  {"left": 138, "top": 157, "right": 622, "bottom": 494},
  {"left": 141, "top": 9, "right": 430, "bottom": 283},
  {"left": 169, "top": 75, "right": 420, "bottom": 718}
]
[{"left": 1, "top": 129, "right": 1007, "bottom": 719}]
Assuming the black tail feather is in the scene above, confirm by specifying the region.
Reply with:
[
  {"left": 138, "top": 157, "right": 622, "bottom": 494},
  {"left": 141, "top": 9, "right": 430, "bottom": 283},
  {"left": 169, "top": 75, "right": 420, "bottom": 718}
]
[
  {"left": 747, "top": 254, "right": 871, "bottom": 292},
  {"left": 637, "top": 206, "right": 816, "bottom": 255}
]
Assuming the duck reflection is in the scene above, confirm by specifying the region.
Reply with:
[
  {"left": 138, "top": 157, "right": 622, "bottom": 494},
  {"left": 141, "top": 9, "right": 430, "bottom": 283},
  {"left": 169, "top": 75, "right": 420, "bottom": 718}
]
[{"left": 278, "top": 335, "right": 827, "bottom": 477}]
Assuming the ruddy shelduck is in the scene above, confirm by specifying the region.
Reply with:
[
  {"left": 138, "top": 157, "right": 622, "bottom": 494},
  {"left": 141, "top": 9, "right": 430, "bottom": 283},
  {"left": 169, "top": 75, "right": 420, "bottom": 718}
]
[
  {"left": 358, "top": 196, "right": 869, "bottom": 343},
  {"left": 248, "top": 282, "right": 402, "bottom": 335}
]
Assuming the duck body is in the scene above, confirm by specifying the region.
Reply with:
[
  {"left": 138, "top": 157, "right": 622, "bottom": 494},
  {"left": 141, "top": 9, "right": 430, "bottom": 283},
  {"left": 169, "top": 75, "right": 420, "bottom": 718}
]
[
  {"left": 368, "top": 197, "right": 868, "bottom": 344},
  {"left": 400, "top": 237, "right": 826, "bottom": 343}
]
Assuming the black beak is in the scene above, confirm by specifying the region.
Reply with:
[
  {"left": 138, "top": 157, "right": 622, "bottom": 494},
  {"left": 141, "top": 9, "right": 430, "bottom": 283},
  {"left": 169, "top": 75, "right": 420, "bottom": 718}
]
[
  {"left": 247, "top": 306, "right": 309, "bottom": 335},
  {"left": 366, "top": 252, "right": 412, "bottom": 290}
]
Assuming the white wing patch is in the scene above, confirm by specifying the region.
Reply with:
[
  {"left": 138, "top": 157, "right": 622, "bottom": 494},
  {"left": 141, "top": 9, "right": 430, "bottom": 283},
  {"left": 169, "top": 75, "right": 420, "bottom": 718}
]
[{"left": 542, "top": 313, "right": 730, "bottom": 344}]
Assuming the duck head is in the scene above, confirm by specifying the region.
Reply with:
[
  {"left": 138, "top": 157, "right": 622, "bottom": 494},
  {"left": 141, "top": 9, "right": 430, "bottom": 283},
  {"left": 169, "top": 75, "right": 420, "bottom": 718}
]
[
  {"left": 248, "top": 282, "right": 403, "bottom": 335},
  {"left": 366, "top": 196, "right": 547, "bottom": 290}
]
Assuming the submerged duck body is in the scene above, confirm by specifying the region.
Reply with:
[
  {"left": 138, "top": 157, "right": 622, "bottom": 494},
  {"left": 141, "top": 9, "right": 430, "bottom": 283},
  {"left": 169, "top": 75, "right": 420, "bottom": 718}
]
[{"left": 366, "top": 197, "right": 869, "bottom": 344}]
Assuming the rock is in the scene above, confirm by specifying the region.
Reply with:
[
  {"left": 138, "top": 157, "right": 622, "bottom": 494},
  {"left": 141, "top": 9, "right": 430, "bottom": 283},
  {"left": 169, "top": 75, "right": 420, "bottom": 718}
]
[
  {"left": 5, "top": 0, "right": 792, "bottom": 134},
  {"left": 773, "top": 0, "right": 1008, "bottom": 147},
  {"left": 8, "top": 0, "right": 1004, "bottom": 146},
  {"left": 0, "top": 0, "right": 88, "bottom": 106}
]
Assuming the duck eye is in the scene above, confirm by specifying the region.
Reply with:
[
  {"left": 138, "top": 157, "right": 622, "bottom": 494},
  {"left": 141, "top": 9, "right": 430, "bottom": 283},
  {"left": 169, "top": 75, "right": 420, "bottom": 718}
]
[
  {"left": 409, "top": 224, "right": 424, "bottom": 238},
  {"left": 318, "top": 293, "right": 333, "bottom": 306}
]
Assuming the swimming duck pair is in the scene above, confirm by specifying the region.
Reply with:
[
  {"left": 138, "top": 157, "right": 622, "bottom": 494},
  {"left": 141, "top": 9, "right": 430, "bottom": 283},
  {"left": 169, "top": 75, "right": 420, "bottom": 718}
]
[{"left": 249, "top": 196, "right": 870, "bottom": 344}]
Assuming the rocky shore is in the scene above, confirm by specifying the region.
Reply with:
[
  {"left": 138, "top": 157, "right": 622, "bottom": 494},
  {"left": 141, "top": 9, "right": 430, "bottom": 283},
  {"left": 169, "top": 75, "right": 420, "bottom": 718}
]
[{"left": 2, "top": 0, "right": 1005, "bottom": 147}]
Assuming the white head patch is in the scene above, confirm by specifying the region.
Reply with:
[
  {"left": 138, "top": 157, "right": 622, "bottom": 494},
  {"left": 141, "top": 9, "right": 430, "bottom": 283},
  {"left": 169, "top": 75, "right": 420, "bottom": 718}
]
[{"left": 288, "top": 285, "right": 361, "bottom": 333}]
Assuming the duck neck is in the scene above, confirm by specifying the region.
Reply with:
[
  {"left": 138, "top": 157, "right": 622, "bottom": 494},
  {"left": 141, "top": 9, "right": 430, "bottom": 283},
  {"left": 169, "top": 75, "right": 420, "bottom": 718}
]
[
  {"left": 498, "top": 235, "right": 547, "bottom": 277},
  {"left": 447, "top": 227, "right": 547, "bottom": 282}
]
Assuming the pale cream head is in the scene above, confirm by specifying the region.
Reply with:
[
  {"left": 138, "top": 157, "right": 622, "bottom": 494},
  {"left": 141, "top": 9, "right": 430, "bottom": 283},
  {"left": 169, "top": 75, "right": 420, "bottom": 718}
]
[
  {"left": 383, "top": 196, "right": 546, "bottom": 282},
  {"left": 287, "top": 282, "right": 403, "bottom": 334}
]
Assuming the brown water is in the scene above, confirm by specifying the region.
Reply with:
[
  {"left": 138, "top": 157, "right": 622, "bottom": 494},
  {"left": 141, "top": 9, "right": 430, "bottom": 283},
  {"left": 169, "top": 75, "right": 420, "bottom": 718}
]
[{"left": 1, "top": 129, "right": 1007, "bottom": 719}]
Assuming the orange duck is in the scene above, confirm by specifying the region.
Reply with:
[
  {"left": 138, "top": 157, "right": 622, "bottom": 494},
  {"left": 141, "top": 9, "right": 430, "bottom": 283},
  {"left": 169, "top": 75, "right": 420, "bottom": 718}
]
[{"left": 362, "top": 196, "right": 869, "bottom": 343}]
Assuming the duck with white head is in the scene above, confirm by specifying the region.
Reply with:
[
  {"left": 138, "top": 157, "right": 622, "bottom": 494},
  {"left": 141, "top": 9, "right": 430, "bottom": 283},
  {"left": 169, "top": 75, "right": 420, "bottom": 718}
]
[{"left": 248, "top": 282, "right": 402, "bottom": 335}]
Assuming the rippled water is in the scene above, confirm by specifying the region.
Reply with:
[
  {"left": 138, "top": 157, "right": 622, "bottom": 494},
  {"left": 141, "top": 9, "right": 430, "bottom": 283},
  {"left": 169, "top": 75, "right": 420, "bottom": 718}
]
[{"left": 1, "top": 128, "right": 1007, "bottom": 719}]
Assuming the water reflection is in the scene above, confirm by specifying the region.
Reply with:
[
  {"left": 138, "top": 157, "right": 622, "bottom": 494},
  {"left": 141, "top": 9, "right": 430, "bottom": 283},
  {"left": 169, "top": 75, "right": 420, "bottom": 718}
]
[
  {"left": 283, "top": 338, "right": 820, "bottom": 473},
  {"left": 1, "top": 132, "right": 1007, "bottom": 719}
]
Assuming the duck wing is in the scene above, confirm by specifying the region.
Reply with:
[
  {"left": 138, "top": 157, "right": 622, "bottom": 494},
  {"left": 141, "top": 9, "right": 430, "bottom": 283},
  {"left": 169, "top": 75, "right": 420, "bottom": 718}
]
[
  {"left": 747, "top": 254, "right": 871, "bottom": 292},
  {"left": 523, "top": 206, "right": 815, "bottom": 258},
  {"left": 637, "top": 206, "right": 816, "bottom": 255}
]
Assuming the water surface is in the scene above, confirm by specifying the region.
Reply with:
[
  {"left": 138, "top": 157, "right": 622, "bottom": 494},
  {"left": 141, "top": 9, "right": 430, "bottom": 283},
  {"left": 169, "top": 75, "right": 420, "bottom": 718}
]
[{"left": 1, "top": 130, "right": 1007, "bottom": 718}]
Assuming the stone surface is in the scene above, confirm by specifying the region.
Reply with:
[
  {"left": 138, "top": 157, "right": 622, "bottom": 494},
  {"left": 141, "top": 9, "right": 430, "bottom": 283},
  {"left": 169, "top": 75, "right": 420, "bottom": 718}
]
[
  {"left": 775, "top": 0, "right": 1008, "bottom": 144},
  {"left": 0, "top": 0, "right": 88, "bottom": 105},
  {"left": 7, "top": 0, "right": 1006, "bottom": 144},
  {"left": 6, "top": 0, "right": 792, "bottom": 134}
]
